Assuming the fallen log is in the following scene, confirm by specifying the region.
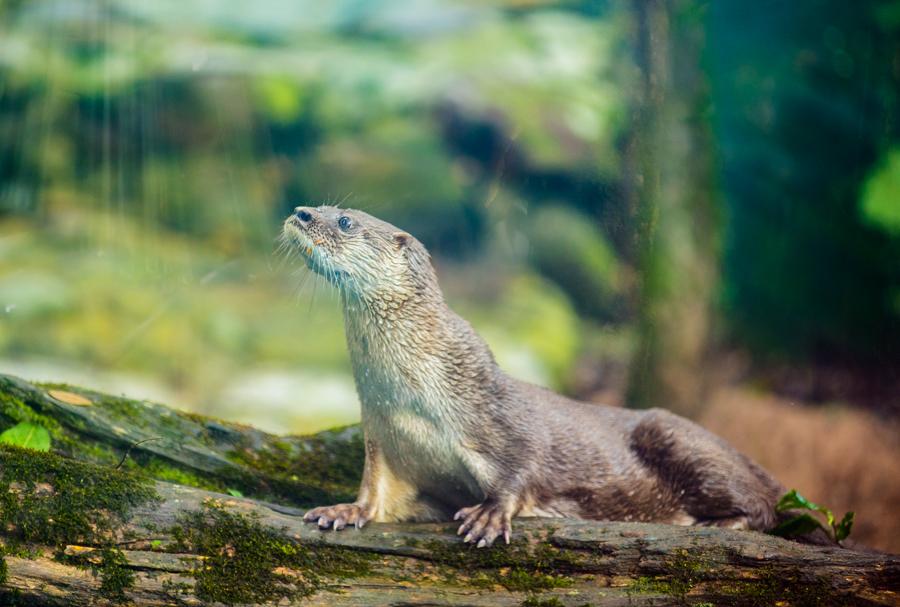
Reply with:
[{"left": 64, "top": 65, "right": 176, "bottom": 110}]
[{"left": 0, "top": 373, "right": 897, "bottom": 606}]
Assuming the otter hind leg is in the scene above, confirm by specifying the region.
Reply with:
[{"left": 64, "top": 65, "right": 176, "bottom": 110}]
[{"left": 629, "top": 409, "right": 782, "bottom": 532}]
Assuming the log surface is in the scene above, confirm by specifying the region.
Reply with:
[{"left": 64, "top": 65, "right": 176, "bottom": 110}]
[{"left": 0, "top": 373, "right": 898, "bottom": 606}]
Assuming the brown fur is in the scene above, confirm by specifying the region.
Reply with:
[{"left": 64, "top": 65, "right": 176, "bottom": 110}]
[{"left": 282, "top": 206, "right": 786, "bottom": 546}]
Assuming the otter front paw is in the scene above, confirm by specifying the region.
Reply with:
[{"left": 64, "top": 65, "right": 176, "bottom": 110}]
[
  {"left": 303, "top": 503, "right": 371, "bottom": 530},
  {"left": 454, "top": 501, "right": 513, "bottom": 548}
]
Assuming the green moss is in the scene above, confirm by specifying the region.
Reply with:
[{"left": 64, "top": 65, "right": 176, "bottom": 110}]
[
  {"left": 625, "top": 549, "right": 715, "bottom": 603},
  {"left": 170, "top": 502, "right": 373, "bottom": 605},
  {"left": 96, "top": 548, "right": 134, "bottom": 602},
  {"left": 718, "top": 567, "right": 839, "bottom": 607},
  {"left": 57, "top": 546, "right": 137, "bottom": 603},
  {"left": 626, "top": 553, "right": 844, "bottom": 607},
  {"left": 0, "top": 391, "right": 62, "bottom": 437},
  {"left": 520, "top": 597, "right": 565, "bottom": 607},
  {"left": 0, "top": 549, "right": 7, "bottom": 586},
  {"left": 0, "top": 380, "right": 124, "bottom": 467},
  {"left": 661, "top": 549, "right": 710, "bottom": 598},
  {"left": 139, "top": 457, "right": 227, "bottom": 493},
  {"left": 487, "top": 567, "right": 571, "bottom": 592},
  {"left": 226, "top": 428, "right": 363, "bottom": 506},
  {"left": 0, "top": 444, "right": 159, "bottom": 546},
  {"left": 0, "top": 446, "right": 156, "bottom": 602},
  {"left": 1, "top": 377, "right": 363, "bottom": 509},
  {"left": 423, "top": 536, "right": 579, "bottom": 592},
  {"left": 628, "top": 576, "right": 667, "bottom": 594}
]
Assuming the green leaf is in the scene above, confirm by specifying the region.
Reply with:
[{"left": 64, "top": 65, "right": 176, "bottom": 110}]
[
  {"left": 226, "top": 488, "right": 243, "bottom": 498},
  {"left": 771, "top": 513, "right": 826, "bottom": 539},
  {"left": 0, "top": 422, "right": 52, "bottom": 451},
  {"left": 835, "top": 511, "right": 855, "bottom": 542},
  {"left": 775, "top": 489, "right": 818, "bottom": 512},
  {"left": 775, "top": 489, "right": 835, "bottom": 527}
]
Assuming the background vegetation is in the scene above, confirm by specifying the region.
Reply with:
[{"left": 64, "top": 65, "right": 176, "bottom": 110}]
[{"left": 1, "top": 0, "right": 898, "bottom": 550}]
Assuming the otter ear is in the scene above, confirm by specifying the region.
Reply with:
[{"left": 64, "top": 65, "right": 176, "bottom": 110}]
[{"left": 393, "top": 232, "right": 411, "bottom": 249}]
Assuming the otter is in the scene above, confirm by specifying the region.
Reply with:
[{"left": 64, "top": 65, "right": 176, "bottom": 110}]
[{"left": 282, "top": 205, "right": 784, "bottom": 547}]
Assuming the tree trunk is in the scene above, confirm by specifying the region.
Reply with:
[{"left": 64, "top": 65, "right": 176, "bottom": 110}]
[
  {"left": 0, "top": 373, "right": 897, "bottom": 606},
  {"left": 626, "top": 0, "right": 721, "bottom": 418}
]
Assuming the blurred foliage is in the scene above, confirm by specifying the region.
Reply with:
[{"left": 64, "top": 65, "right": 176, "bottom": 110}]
[
  {"left": 0, "top": 0, "right": 898, "bottom": 429},
  {"left": 0, "top": 0, "right": 624, "bottom": 424},
  {"left": 861, "top": 148, "right": 900, "bottom": 236},
  {"left": 524, "top": 205, "right": 625, "bottom": 321},
  {"left": 711, "top": 1, "right": 900, "bottom": 361},
  {"left": 465, "top": 274, "right": 582, "bottom": 387}
]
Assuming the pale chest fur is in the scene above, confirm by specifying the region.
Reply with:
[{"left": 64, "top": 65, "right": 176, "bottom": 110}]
[{"left": 344, "top": 307, "right": 493, "bottom": 502}]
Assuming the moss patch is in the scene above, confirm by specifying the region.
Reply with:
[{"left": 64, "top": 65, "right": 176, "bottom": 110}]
[
  {"left": 0, "top": 549, "right": 7, "bottom": 586},
  {"left": 0, "top": 391, "right": 63, "bottom": 437},
  {"left": 96, "top": 548, "right": 134, "bottom": 602},
  {"left": 718, "top": 568, "right": 841, "bottom": 607},
  {"left": 137, "top": 456, "right": 228, "bottom": 493},
  {"left": 226, "top": 427, "right": 363, "bottom": 506},
  {"left": 423, "top": 535, "right": 579, "bottom": 592},
  {"left": 660, "top": 548, "right": 711, "bottom": 599},
  {"left": 0, "top": 444, "right": 158, "bottom": 546},
  {"left": 627, "top": 551, "right": 847, "bottom": 607},
  {"left": 1, "top": 376, "right": 364, "bottom": 509},
  {"left": 625, "top": 549, "right": 719, "bottom": 604},
  {"left": 521, "top": 597, "right": 565, "bottom": 607},
  {"left": 170, "top": 501, "right": 373, "bottom": 605},
  {"left": 59, "top": 547, "right": 135, "bottom": 603}
]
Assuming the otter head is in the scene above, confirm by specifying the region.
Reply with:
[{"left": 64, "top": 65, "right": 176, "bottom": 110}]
[{"left": 282, "top": 205, "right": 437, "bottom": 304}]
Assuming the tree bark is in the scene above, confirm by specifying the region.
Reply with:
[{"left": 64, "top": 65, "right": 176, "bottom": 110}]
[
  {"left": 0, "top": 373, "right": 897, "bottom": 606},
  {"left": 626, "top": 0, "right": 721, "bottom": 418}
]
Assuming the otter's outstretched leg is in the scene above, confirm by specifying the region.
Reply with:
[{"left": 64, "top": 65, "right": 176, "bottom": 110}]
[
  {"left": 303, "top": 438, "right": 420, "bottom": 530},
  {"left": 454, "top": 495, "right": 518, "bottom": 547},
  {"left": 629, "top": 408, "right": 783, "bottom": 531}
]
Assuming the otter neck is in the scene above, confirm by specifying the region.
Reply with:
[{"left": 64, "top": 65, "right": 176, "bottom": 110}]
[
  {"left": 340, "top": 282, "right": 501, "bottom": 413},
  {"left": 338, "top": 256, "right": 444, "bottom": 344},
  {"left": 340, "top": 283, "right": 446, "bottom": 354}
]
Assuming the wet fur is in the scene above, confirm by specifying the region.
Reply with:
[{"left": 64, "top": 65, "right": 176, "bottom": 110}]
[{"left": 283, "top": 206, "right": 785, "bottom": 545}]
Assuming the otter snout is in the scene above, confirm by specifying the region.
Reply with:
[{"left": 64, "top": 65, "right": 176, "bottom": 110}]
[{"left": 294, "top": 206, "right": 314, "bottom": 224}]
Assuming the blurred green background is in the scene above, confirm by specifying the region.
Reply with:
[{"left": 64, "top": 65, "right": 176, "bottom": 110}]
[{"left": 0, "top": 1, "right": 898, "bottom": 434}]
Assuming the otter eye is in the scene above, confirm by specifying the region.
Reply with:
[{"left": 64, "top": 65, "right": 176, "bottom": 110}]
[{"left": 338, "top": 216, "right": 352, "bottom": 231}]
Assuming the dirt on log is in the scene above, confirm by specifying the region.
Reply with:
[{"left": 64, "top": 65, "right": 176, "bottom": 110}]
[{"left": 0, "top": 373, "right": 897, "bottom": 606}]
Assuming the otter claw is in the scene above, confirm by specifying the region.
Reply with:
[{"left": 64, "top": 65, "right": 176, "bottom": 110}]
[
  {"left": 454, "top": 500, "right": 514, "bottom": 548},
  {"left": 304, "top": 503, "right": 371, "bottom": 532}
]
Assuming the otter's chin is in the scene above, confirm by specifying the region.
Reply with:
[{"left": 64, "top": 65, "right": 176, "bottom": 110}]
[
  {"left": 281, "top": 223, "right": 317, "bottom": 267},
  {"left": 282, "top": 222, "right": 312, "bottom": 253}
]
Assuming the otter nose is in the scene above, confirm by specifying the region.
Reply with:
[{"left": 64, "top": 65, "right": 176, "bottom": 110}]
[{"left": 294, "top": 206, "right": 313, "bottom": 223}]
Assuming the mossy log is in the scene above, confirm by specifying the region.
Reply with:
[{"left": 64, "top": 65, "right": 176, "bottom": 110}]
[{"left": 0, "top": 373, "right": 898, "bottom": 606}]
